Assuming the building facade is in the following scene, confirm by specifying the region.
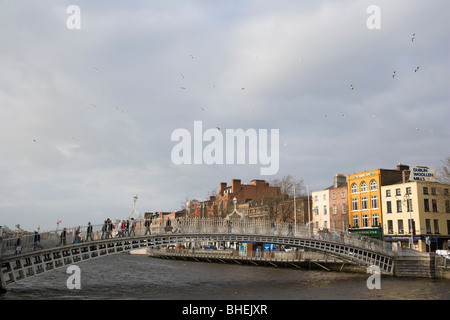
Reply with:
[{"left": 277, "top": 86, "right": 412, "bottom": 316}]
[
  {"left": 381, "top": 181, "right": 450, "bottom": 252},
  {"left": 328, "top": 174, "right": 348, "bottom": 233},
  {"left": 347, "top": 164, "right": 409, "bottom": 239},
  {"left": 312, "top": 189, "right": 329, "bottom": 230}
]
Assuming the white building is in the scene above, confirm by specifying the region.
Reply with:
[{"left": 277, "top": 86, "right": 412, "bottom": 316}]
[{"left": 311, "top": 189, "right": 330, "bottom": 230}]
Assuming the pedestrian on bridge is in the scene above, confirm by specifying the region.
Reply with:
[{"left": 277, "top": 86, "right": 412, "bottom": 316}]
[
  {"left": 86, "top": 222, "right": 94, "bottom": 241},
  {"left": 129, "top": 218, "right": 136, "bottom": 236},
  {"left": 144, "top": 217, "right": 152, "bottom": 235},
  {"left": 101, "top": 220, "right": 107, "bottom": 239},
  {"left": 33, "top": 231, "right": 43, "bottom": 251},
  {"left": 271, "top": 221, "right": 276, "bottom": 235},
  {"left": 107, "top": 218, "right": 114, "bottom": 238},
  {"left": 60, "top": 228, "right": 67, "bottom": 246}
]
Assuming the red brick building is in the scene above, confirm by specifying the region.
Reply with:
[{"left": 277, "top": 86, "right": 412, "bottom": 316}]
[
  {"left": 327, "top": 174, "right": 349, "bottom": 233},
  {"left": 215, "top": 179, "right": 280, "bottom": 217}
]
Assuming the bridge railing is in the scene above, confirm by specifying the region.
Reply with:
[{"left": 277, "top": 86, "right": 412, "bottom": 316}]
[{"left": 0, "top": 217, "right": 395, "bottom": 258}]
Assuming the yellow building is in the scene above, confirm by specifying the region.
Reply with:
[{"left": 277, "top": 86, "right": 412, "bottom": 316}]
[{"left": 347, "top": 164, "right": 409, "bottom": 239}]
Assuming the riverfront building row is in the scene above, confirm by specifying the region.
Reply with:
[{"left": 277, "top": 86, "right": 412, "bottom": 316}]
[
  {"left": 311, "top": 164, "right": 450, "bottom": 252},
  {"left": 181, "top": 164, "right": 449, "bottom": 253}
]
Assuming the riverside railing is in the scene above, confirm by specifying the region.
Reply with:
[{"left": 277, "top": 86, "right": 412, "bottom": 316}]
[{"left": 0, "top": 217, "right": 397, "bottom": 258}]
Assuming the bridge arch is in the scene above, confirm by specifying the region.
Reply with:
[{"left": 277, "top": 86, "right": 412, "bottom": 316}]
[{"left": 1, "top": 229, "right": 396, "bottom": 290}]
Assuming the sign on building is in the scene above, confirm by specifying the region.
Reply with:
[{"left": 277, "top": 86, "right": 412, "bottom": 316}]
[{"left": 409, "top": 167, "right": 436, "bottom": 182}]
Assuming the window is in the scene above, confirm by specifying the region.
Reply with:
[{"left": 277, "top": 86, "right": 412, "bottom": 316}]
[
  {"left": 426, "top": 219, "right": 431, "bottom": 234},
  {"left": 371, "top": 195, "right": 378, "bottom": 209},
  {"left": 362, "top": 214, "right": 369, "bottom": 228},
  {"left": 313, "top": 206, "right": 319, "bottom": 215},
  {"left": 447, "top": 220, "right": 450, "bottom": 235},
  {"left": 352, "top": 198, "right": 358, "bottom": 211},
  {"left": 431, "top": 188, "right": 437, "bottom": 195},
  {"left": 341, "top": 192, "right": 346, "bottom": 199},
  {"left": 372, "top": 213, "right": 379, "bottom": 227},
  {"left": 332, "top": 192, "right": 336, "bottom": 200},
  {"left": 387, "top": 201, "right": 392, "bottom": 213},
  {"left": 446, "top": 200, "right": 450, "bottom": 213},
  {"left": 406, "top": 199, "right": 413, "bottom": 212},
  {"left": 361, "top": 197, "right": 368, "bottom": 210},
  {"left": 424, "top": 199, "right": 430, "bottom": 212},
  {"left": 396, "top": 200, "right": 402, "bottom": 213},
  {"left": 353, "top": 215, "right": 360, "bottom": 228},
  {"left": 342, "top": 204, "right": 347, "bottom": 214},
  {"left": 395, "top": 188, "right": 401, "bottom": 196},
  {"left": 398, "top": 220, "right": 404, "bottom": 234},
  {"left": 332, "top": 204, "right": 337, "bottom": 215},
  {"left": 323, "top": 194, "right": 327, "bottom": 201},
  {"left": 434, "top": 220, "right": 440, "bottom": 234},
  {"left": 432, "top": 199, "right": 438, "bottom": 212},
  {"left": 351, "top": 183, "right": 357, "bottom": 193},
  {"left": 370, "top": 180, "right": 377, "bottom": 191},
  {"left": 323, "top": 205, "right": 327, "bottom": 215},
  {"left": 408, "top": 219, "right": 415, "bottom": 234},
  {"left": 387, "top": 220, "right": 394, "bottom": 234},
  {"left": 444, "top": 188, "right": 449, "bottom": 196},
  {"left": 423, "top": 187, "right": 429, "bottom": 195},
  {"left": 386, "top": 190, "right": 391, "bottom": 197},
  {"left": 406, "top": 187, "right": 411, "bottom": 195},
  {"left": 360, "top": 181, "right": 367, "bottom": 192}
]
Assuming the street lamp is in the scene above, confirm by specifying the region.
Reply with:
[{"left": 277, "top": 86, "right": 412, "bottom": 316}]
[{"left": 403, "top": 193, "right": 414, "bottom": 249}]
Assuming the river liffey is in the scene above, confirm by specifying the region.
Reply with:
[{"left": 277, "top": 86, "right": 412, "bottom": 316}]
[{"left": 1, "top": 254, "right": 449, "bottom": 301}]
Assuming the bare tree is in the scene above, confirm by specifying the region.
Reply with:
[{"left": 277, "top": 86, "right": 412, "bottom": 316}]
[
  {"left": 263, "top": 175, "right": 305, "bottom": 222},
  {"left": 438, "top": 156, "right": 450, "bottom": 184}
]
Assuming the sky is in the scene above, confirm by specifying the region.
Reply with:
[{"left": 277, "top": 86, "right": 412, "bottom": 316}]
[{"left": 0, "top": 0, "right": 449, "bottom": 232}]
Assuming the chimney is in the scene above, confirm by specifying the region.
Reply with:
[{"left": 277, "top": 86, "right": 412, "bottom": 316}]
[
  {"left": 219, "top": 182, "right": 227, "bottom": 195},
  {"left": 232, "top": 179, "right": 241, "bottom": 193},
  {"left": 397, "top": 163, "right": 409, "bottom": 172},
  {"left": 334, "top": 174, "right": 346, "bottom": 188},
  {"left": 402, "top": 170, "right": 411, "bottom": 183}
]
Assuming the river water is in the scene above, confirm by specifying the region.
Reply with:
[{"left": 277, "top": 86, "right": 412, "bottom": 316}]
[{"left": 1, "top": 254, "right": 449, "bottom": 300}]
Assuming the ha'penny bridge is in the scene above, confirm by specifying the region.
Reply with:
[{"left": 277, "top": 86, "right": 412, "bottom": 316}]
[{"left": 0, "top": 218, "right": 435, "bottom": 292}]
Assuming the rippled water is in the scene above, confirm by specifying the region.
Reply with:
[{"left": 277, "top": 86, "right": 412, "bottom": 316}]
[{"left": 1, "top": 254, "right": 449, "bottom": 300}]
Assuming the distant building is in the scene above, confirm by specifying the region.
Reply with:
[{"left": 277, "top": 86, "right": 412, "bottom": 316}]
[
  {"left": 215, "top": 179, "right": 280, "bottom": 217},
  {"left": 328, "top": 174, "right": 348, "bottom": 233}
]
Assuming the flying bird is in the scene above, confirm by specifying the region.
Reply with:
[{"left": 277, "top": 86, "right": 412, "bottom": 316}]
[
  {"left": 181, "top": 87, "right": 186, "bottom": 90},
  {"left": 217, "top": 127, "right": 221, "bottom": 131},
  {"left": 94, "top": 66, "right": 99, "bottom": 72},
  {"left": 190, "top": 54, "right": 194, "bottom": 59},
  {"left": 392, "top": 71, "right": 396, "bottom": 78},
  {"left": 411, "top": 33, "right": 415, "bottom": 42},
  {"left": 350, "top": 84, "right": 354, "bottom": 90},
  {"left": 201, "top": 107, "right": 205, "bottom": 111},
  {"left": 414, "top": 66, "right": 420, "bottom": 72}
]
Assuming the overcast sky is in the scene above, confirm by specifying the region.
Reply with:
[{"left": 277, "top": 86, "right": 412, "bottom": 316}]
[{"left": 0, "top": 0, "right": 449, "bottom": 231}]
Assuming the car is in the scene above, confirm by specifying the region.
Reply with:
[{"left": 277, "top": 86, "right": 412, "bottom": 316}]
[
  {"left": 176, "top": 244, "right": 185, "bottom": 249},
  {"left": 204, "top": 245, "right": 217, "bottom": 250}
]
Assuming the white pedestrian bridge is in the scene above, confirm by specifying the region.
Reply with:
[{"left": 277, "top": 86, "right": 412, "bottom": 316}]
[{"left": 0, "top": 218, "right": 428, "bottom": 291}]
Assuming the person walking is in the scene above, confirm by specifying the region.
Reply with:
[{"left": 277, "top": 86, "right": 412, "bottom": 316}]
[
  {"left": 86, "top": 222, "right": 94, "bottom": 241},
  {"left": 60, "top": 228, "right": 67, "bottom": 246},
  {"left": 270, "top": 221, "right": 276, "bottom": 235},
  {"left": 107, "top": 218, "right": 114, "bottom": 238},
  {"left": 129, "top": 218, "right": 136, "bottom": 236},
  {"left": 33, "top": 231, "right": 43, "bottom": 250},
  {"left": 14, "top": 237, "right": 22, "bottom": 255},
  {"left": 101, "top": 220, "right": 107, "bottom": 239},
  {"left": 117, "top": 220, "right": 124, "bottom": 237},
  {"left": 144, "top": 217, "right": 152, "bottom": 235},
  {"left": 287, "top": 223, "right": 293, "bottom": 236}
]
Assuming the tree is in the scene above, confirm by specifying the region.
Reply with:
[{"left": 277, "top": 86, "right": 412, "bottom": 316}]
[
  {"left": 438, "top": 157, "right": 450, "bottom": 184},
  {"left": 264, "top": 175, "right": 305, "bottom": 222}
]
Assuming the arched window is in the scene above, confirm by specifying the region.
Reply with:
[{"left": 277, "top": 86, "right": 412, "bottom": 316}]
[
  {"left": 370, "top": 179, "right": 377, "bottom": 191},
  {"left": 360, "top": 181, "right": 367, "bottom": 192},
  {"left": 351, "top": 183, "right": 357, "bottom": 193}
]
